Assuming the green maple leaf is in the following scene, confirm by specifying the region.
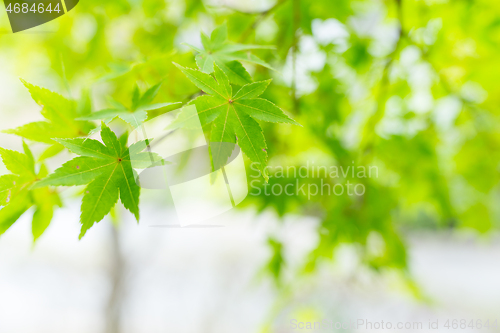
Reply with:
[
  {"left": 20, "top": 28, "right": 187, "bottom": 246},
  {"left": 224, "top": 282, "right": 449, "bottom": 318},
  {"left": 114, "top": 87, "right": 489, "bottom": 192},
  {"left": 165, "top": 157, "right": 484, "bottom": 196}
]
[
  {"left": 174, "top": 63, "right": 299, "bottom": 181},
  {"left": 79, "top": 82, "right": 180, "bottom": 129},
  {"left": 3, "top": 80, "right": 95, "bottom": 159},
  {"left": 32, "top": 124, "right": 163, "bottom": 239},
  {"left": 0, "top": 142, "right": 61, "bottom": 241},
  {"left": 185, "top": 23, "right": 274, "bottom": 85}
]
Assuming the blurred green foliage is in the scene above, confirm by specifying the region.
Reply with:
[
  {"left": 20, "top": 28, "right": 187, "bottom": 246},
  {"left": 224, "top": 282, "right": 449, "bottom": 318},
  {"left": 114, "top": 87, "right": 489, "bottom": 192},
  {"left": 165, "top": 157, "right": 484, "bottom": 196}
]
[{"left": 0, "top": 0, "right": 499, "bottom": 290}]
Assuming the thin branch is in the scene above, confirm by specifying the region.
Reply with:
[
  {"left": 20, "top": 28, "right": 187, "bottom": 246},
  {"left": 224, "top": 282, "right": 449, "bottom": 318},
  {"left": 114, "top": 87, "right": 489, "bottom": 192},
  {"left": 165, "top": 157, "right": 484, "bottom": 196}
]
[
  {"left": 360, "top": 0, "right": 405, "bottom": 156},
  {"left": 291, "top": 0, "right": 300, "bottom": 113},
  {"left": 105, "top": 224, "right": 125, "bottom": 333},
  {"left": 238, "top": 0, "right": 289, "bottom": 42}
]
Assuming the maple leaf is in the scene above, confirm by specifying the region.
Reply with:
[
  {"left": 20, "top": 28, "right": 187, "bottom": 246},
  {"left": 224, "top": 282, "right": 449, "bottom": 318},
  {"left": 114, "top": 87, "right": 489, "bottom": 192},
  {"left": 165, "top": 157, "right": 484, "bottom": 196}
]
[
  {"left": 0, "top": 142, "right": 61, "bottom": 241},
  {"left": 79, "top": 82, "right": 180, "bottom": 129},
  {"left": 185, "top": 23, "right": 274, "bottom": 85},
  {"left": 173, "top": 63, "right": 299, "bottom": 181},
  {"left": 3, "top": 80, "right": 95, "bottom": 158},
  {"left": 32, "top": 123, "right": 163, "bottom": 239}
]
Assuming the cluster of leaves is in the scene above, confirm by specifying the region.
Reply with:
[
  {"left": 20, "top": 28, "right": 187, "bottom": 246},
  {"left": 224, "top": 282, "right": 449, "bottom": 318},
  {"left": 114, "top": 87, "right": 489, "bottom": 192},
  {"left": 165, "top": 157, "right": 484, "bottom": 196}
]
[
  {"left": 174, "top": 63, "right": 299, "bottom": 179},
  {"left": 4, "top": 80, "right": 95, "bottom": 160},
  {"left": 0, "top": 82, "right": 167, "bottom": 240},
  {"left": 79, "top": 82, "right": 180, "bottom": 129},
  {"left": 0, "top": 142, "right": 61, "bottom": 241},
  {"left": 1, "top": 0, "right": 499, "bottom": 301},
  {"left": 184, "top": 23, "right": 273, "bottom": 85},
  {"left": 0, "top": 24, "right": 298, "bottom": 241},
  {"left": 32, "top": 124, "right": 145, "bottom": 239},
  {"left": 173, "top": 23, "right": 299, "bottom": 179}
]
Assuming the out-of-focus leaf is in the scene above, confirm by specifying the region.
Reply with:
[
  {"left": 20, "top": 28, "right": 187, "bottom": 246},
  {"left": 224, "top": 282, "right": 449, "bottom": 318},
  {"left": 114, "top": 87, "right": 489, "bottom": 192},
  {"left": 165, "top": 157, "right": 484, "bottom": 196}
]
[{"left": 185, "top": 23, "right": 273, "bottom": 85}]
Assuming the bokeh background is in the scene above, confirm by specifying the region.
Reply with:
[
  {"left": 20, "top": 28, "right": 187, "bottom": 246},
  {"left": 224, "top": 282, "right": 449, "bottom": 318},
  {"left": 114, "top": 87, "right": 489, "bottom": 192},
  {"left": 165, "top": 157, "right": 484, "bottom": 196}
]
[{"left": 1, "top": 0, "right": 500, "bottom": 332}]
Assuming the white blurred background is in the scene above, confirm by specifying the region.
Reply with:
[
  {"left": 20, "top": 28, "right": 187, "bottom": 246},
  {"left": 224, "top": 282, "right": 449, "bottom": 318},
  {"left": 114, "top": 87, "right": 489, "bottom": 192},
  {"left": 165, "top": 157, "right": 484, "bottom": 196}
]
[{"left": 0, "top": 198, "right": 499, "bottom": 332}]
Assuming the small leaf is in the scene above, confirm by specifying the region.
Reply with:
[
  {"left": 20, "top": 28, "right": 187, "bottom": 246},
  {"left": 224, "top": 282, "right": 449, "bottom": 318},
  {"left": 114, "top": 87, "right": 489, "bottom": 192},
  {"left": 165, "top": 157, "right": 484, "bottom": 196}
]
[
  {"left": 55, "top": 138, "right": 114, "bottom": 160},
  {"left": 32, "top": 188, "right": 61, "bottom": 242},
  {"left": 214, "top": 64, "right": 232, "bottom": 98},
  {"left": 131, "top": 85, "right": 141, "bottom": 110},
  {"left": 119, "top": 131, "right": 129, "bottom": 149},
  {"left": 189, "top": 24, "right": 275, "bottom": 80},
  {"left": 0, "top": 192, "right": 32, "bottom": 236},
  {"left": 216, "top": 61, "right": 252, "bottom": 86},
  {"left": 101, "top": 123, "right": 122, "bottom": 157},
  {"left": 0, "top": 144, "right": 60, "bottom": 240},
  {"left": 22, "top": 141, "right": 35, "bottom": 173},
  {"left": 233, "top": 80, "right": 271, "bottom": 100},
  {"left": 169, "top": 98, "right": 225, "bottom": 129},
  {"left": 117, "top": 110, "right": 148, "bottom": 129},
  {"left": 32, "top": 157, "right": 114, "bottom": 188},
  {"left": 176, "top": 63, "right": 299, "bottom": 180},
  {"left": 76, "top": 89, "right": 92, "bottom": 116},
  {"left": 79, "top": 83, "right": 180, "bottom": 129},
  {"left": 39, "top": 144, "right": 65, "bottom": 161},
  {"left": 4, "top": 80, "right": 95, "bottom": 143},
  {"left": 36, "top": 123, "right": 142, "bottom": 238},
  {"left": 210, "top": 23, "right": 228, "bottom": 48},
  {"left": 139, "top": 82, "right": 162, "bottom": 106},
  {"left": 174, "top": 63, "right": 223, "bottom": 98},
  {"left": 32, "top": 204, "right": 54, "bottom": 241},
  {"left": 233, "top": 98, "right": 300, "bottom": 125},
  {"left": 79, "top": 164, "right": 120, "bottom": 239},
  {"left": 0, "top": 147, "right": 36, "bottom": 177},
  {"left": 0, "top": 174, "right": 19, "bottom": 206},
  {"left": 118, "top": 151, "right": 140, "bottom": 221}
]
